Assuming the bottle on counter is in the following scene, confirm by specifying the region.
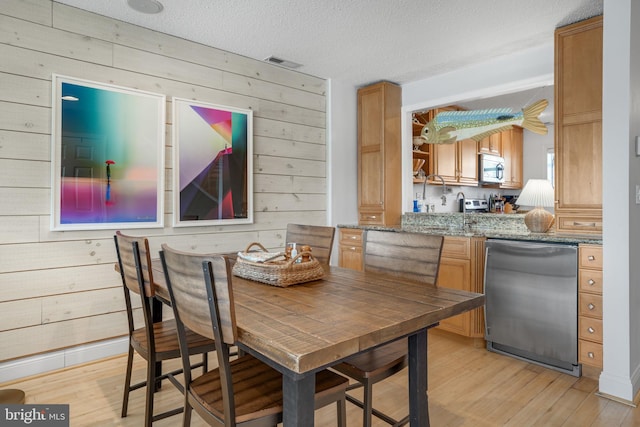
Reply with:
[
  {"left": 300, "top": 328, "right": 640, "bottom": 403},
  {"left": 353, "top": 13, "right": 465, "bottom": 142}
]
[{"left": 300, "top": 245, "right": 312, "bottom": 262}]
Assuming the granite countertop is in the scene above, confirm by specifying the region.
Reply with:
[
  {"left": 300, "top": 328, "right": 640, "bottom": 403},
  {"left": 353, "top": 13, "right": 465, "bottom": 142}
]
[{"left": 338, "top": 212, "right": 602, "bottom": 245}]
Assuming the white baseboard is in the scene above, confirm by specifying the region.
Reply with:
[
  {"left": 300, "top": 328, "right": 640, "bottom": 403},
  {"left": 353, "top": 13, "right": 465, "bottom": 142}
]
[{"left": 0, "top": 337, "right": 129, "bottom": 383}]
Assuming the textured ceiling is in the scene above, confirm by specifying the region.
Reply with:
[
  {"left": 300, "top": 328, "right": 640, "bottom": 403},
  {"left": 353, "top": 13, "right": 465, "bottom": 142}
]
[{"left": 55, "top": 0, "right": 603, "bottom": 87}]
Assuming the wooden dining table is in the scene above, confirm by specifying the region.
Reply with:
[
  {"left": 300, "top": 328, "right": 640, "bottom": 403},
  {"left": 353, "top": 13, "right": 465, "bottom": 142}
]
[{"left": 140, "top": 259, "right": 484, "bottom": 426}]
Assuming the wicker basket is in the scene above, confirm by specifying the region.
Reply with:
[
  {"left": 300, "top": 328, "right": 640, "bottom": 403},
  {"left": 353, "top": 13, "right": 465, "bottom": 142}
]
[{"left": 232, "top": 242, "right": 325, "bottom": 287}]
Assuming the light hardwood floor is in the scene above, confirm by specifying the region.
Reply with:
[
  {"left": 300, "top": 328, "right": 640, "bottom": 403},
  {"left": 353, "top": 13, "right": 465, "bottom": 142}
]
[{"left": 2, "top": 329, "right": 639, "bottom": 426}]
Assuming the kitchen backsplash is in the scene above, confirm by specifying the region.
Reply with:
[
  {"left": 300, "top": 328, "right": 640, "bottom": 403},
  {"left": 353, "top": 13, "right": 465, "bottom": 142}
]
[{"left": 413, "top": 183, "right": 519, "bottom": 213}]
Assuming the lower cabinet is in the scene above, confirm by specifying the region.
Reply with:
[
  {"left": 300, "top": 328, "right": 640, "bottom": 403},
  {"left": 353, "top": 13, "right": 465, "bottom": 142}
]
[
  {"left": 338, "top": 229, "right": 485, "bottom": 338},
  {"left": 338, "top": 228, "right": 603, "bottom": 361},
  {"left": 337, "top": 228, "right": 363, "bottom": 271},
  {"left": 435, "top": 236, "right": 485, "bottom": 338},
  {"left": 578, "top": 244, "right": 603, "bottom": 369}
]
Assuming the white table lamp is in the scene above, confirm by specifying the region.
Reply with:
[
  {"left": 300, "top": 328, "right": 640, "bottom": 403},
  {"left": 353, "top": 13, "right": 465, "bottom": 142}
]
[{"left": 517, "top": 179, "right": 555, "bottom": 233}]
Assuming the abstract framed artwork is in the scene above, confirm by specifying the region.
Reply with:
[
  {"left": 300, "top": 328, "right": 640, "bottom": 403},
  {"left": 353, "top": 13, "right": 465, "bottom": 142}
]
[
  {"left": 51, "top": 75, "right": 165, "bottom": 231},
  {"left": 172, "top": 98, "right": 253, "bottom": 226}
]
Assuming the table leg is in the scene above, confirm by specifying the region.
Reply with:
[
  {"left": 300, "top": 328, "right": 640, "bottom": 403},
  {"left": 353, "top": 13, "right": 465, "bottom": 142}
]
[
  {"left": 408, "top": 328, "right": 429, "bottom": 427},
  {"left": 282, "top": 372, "right": 315, "bottom": 427}
]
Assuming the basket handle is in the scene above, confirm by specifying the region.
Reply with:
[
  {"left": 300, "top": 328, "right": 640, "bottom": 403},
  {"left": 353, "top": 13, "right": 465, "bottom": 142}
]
[{"left": 245, "top": 242, "right": 268, "bottom": 252}]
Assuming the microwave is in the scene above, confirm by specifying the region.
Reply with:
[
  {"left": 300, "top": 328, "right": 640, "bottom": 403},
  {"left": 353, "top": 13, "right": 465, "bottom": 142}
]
[{"left": 479, "top": 154, "right": 505, "bottom": 184}]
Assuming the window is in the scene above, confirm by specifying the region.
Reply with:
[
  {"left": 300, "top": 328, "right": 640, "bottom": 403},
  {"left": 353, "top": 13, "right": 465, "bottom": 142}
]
[{"left": 546, "top": 149, "right": 555, "bottom": 186}]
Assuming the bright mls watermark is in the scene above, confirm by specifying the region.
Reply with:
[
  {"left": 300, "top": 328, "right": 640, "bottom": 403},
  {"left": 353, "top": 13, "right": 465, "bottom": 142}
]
[{"left": 1, "top": 404, "right": 69, "bottom": 426}]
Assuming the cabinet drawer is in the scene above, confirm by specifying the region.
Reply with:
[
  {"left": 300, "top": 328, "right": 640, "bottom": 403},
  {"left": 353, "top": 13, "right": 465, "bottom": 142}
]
[
  {"left": 338, "top": 245, "right": 363, "bottom": 271},
  {"left": 556, "top": 215, "right": 602, "bottom": 234},
  {"left": 359, "top": 211, "right": 384, "bottom": 225},
  {"left": 339, "top": 229, "right": 363, "bottom": 246},
  {"left": 579, "top": 340, "right": 603, "bottom": 368},
  {"left": 579, "top": 293, "right": 603, "bottom": 319},
  {"left": 441, "top": 236, "right": 471, "bottom": 259},
  {"left": 579, "top": 245, "right": 603, "bottom": 270},
  {"left": 579, "top": 316, "right": 603, "bottom": 343},
  {"left": 579, "top": 269, "right": 603, "bottom": 294}
]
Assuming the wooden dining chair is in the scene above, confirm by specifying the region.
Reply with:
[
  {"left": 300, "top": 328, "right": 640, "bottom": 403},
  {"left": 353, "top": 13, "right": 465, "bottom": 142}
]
[
  {"left": 114, "top": 231, "right": 216, "bottom": 427},
  {"left": 285, "top": 223, "right": 336, "bottom": 264},
  {"left": 159, "top": 243, "right": 349, "bottom": 427},
  {"left": 332, "top": 230, "right": 444, "bottom": 427}
]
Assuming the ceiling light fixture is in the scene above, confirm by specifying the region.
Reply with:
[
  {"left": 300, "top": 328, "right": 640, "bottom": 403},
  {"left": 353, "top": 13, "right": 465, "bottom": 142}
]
[
  {"left": 127, "top": 0, "right": 164, "bottom": 14},
  {"left": 264, "top": 56, "right": 302, "bottom": 70}
]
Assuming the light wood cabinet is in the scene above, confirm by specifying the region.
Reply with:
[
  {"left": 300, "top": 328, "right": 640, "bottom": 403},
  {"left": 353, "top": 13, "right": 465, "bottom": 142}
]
[
  {"left": 435, "top": 236, "right": 485, "bottom": 338},
  {"left": 358, "top": 81, "right": 402, "bottom": 226},
  {"left": 554, "top": 16, "right": 603, "bottom": 234},
  {"left": 578, "top": 244, "right": 603, "bottom": 369},
  {"left": 478, "top": 133, "right": 502, "bottom": 156},
  {"left": 337, "top": 228, "right": 364, "bottom": 271},
  {"left": 337, "top": 230, "right": 485, "bottom": 339},
  {"left": 416, "top": 106, "right": 478, "bottom": 187},
  {"left": 430, "top": 136, "right": 479, "bottom": 186},
  {"left": 500, "top": 126, "right": 523, "bottom": 189}
]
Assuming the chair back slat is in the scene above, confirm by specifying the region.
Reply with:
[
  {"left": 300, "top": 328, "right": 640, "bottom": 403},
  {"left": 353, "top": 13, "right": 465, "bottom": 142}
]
[
  {"left": 160, "top": 244, "right": 237, "bottom": 345},
  {"left": 364, "top": 230, "right": 443, "bottom": 285},
  {"left": 206, "top": 256, "right": 237, "bottom": 346},
  {"left": 285, "top": 223, "right": 336, "bottom": 265},
  {"left": 161, "top": 244, "right": 238, "bottom": 423},
  {"left": 114, "top": 231, "right": 155, "bottom": 297}
]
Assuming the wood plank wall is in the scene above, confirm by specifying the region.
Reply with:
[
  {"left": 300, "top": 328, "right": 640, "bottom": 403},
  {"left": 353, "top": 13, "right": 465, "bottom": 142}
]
[{"left": 0, "top": 0, "right": 327, "bottom": 362}]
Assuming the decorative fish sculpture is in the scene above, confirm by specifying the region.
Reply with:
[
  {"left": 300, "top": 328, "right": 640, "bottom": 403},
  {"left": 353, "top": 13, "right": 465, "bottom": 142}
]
[{"left": 420, "top": 99, "right": 549, "bottom": 144}]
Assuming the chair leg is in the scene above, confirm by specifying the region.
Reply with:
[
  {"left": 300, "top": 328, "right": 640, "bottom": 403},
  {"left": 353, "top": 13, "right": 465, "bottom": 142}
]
[
  {"left": 183, "top": 395, "right": 192, "bottom": 427},
  {"left": 145, "top": 357, "right": 156, "bottom": 427},
  {"left": 362, "top": 380, "right": 373, "bottom": 427},
  {"left": 202, "top": 352, "right": 208, "bottom": 374},
  {"left": 337, "top": 396, "right": 347, "bottom": 427},
  {"left": 121, "top": 346, "right": 135, "bottom": 418}
]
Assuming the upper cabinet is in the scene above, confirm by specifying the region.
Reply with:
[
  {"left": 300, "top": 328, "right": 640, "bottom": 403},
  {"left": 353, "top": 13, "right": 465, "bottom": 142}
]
[
  {"left": 478, "top": 133, "right": 502, "bottom": 156},
  {"left": 415, "top": 106, "right": 522, "bottom": 189},
  {"left": 424, "top": 107, "right": 479, "bottom": 186},
  {"left": 358, "top": 81, "right": 402, "bottom": 226},
  {"left": 501, "top": 127, "right": 523, "bottom": 189},
  {"left": 554, "top": 16, "right": 603, "bottom": 234},
  {"left": 433, "top": 137, "right": 478, "bottom": 186}
]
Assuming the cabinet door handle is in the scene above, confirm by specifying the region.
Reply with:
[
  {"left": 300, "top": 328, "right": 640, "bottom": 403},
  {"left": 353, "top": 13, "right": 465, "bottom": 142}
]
[
  {"left": 588, "top": 352, "right": 595, "bottom": 359},
  {"left": 349, "top": 236, "right": 357, "bottom": 240},
  {"left": 588, "top": 279, "right": 595, "bottom": 286},
  {"left": 349, "top": 247, "right": 357, "bottom": 251},
  {"left": 588, "top": 327, "right": 595, "bottom": 333},
  {"left": 575, "top": 222, "right": 597, "bottom": 227},
  {"left": 588, "top": 255, "right": 596, "bottom": 261},
  {"left": 588, "top": 303, "right": 595, "bottom": 310}
]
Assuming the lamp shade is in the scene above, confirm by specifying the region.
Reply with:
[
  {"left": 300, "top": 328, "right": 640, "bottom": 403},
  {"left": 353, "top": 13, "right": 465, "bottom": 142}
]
[{"left": 516, "top": 179, "right": 554, "bottom": 208}]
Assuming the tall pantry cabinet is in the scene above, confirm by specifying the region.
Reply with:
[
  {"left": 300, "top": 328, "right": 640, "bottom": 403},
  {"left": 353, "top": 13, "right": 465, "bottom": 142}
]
[
  {"left": 554, "top": 16, "right": 603, "bottom": 234},
  {"left": 357, "top": 81, "right": 402, "bottom": 226}
]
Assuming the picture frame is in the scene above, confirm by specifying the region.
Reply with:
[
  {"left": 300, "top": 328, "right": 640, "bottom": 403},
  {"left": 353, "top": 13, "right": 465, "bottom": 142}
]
[
  {"left": 50, "top": 75, "right": 165, "bottom": 231},
  {"left": 172, "top": 97, "right": 253, "bottom": 226}
]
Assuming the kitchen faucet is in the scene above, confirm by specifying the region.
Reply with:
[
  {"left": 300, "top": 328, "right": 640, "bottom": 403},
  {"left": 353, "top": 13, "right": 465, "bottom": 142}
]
[
  {"left": 423, "top": 174, "right": 447, "bottom": 206},
  {"left": 456, "top": 191, "right": 468, "bottom": 230}
]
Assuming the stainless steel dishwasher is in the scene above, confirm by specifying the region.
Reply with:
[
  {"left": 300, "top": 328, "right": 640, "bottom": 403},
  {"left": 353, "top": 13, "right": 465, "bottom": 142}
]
[{"left": 484, "top": 239, "right": 581, "bottom": 376}]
